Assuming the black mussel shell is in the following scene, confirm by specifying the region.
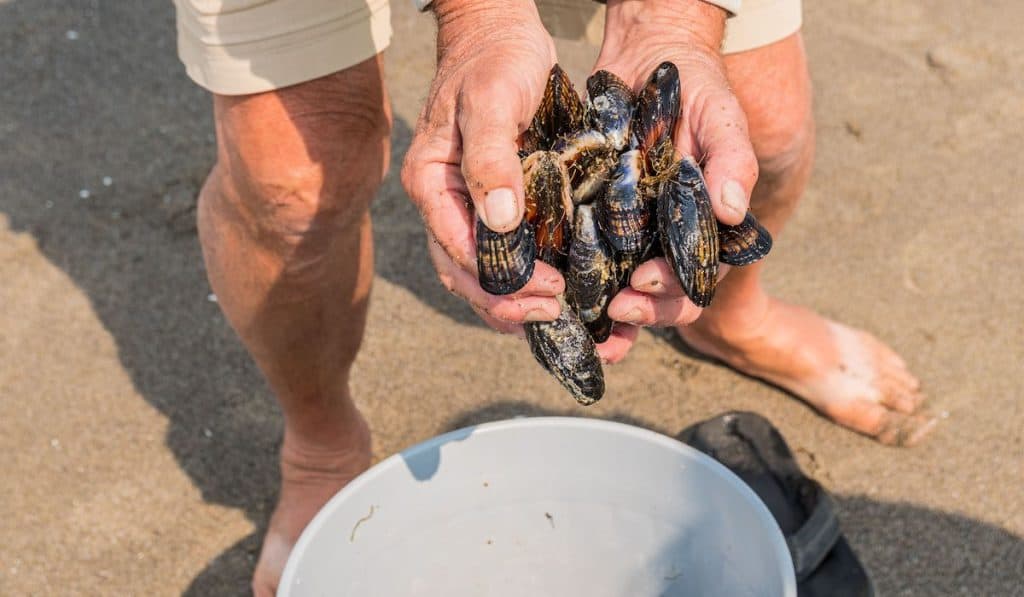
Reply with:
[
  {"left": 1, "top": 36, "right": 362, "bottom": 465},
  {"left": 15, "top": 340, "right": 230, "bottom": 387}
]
[
  {"left": 523, "top": 150, "right": 574, "bottom": 270},
  {"left": 523, "top": 65, "right": 586, "bottom": 152},
  {"left": 586, "top": 70, "right": 636, "bottom": 152},
  {"left": 525, "top": 296, "right": 605, "bottom": 405},
  {"left": 597, "top": 149, "right": 649, "bottom": 255},
  {"left": 567, "top": 204, "right": 618, "bottom": 343},
  {"left": 719, "top": 211, "right": 773, "bottom": 266},
  {"left": 634, "top": 62, "right": 680, "bottom": 170},
  {"left": 657, "top": 157, "right": 719, "bottom": 307},
  {"left": 476, "top": 218, "right": 537, "bottom": 295}
]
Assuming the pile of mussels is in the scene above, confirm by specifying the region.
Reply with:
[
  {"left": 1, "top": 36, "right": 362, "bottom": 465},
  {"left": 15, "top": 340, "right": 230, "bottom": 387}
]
[{"left": 476, "top": 62, "right": 772, "bottom": 406}]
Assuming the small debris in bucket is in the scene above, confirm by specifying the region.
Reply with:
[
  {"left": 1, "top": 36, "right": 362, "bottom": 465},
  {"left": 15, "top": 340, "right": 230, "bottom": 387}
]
[
  {"left": 664, "top": 571, "right": 683, "bottom": 581},
  {"left": 349, "top": 505, "right": 377, "bottom": 543},
  {"left": 545, "top": 512, "right": 555, "bottom": 529},
  {"left": 482, "top": 481, "right": 489, "bottom": 488},
  {"left": 486, "top": 539, "right": 493, "bottom": 545}
]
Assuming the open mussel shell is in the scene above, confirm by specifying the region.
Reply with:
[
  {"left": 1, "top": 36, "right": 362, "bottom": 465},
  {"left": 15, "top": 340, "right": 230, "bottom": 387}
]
[
  {"left": 476, "top": 217, "right": 537, "bottom": 296},
  {"left": 719, "top": 211, "right": 773, "bottom": 266},
  {"left": 525, "top": 296, "right": 605, "bottom": 405},
  {"left": 657, "top": 157, "right": 719, "bottom": 308},
  {"left": 567, "top": 204, "right": 618, "bottom": 343},
  {"left": 522, "top": 65, "right": 586, "bottom": 153},
  {"left": 586, "top": 70, "right": 635, "bottom": 152},
  {"left": 523, "top": 150, "right": 574, "bottom": 270},
  {"left": 553, "top": 129, "right": 616, "bottom": 205},
  {"left": 634, "top": 62, "right": 680, "bottom": 172}
]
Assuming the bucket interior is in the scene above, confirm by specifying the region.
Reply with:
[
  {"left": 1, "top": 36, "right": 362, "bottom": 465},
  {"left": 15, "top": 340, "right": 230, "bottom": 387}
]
[{"left": 280, "top": 417, "right": 795, "bottom": 597}]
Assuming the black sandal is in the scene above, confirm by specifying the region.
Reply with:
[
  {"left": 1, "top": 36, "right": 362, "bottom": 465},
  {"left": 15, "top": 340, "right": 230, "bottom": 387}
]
[{"left": 678, "top": 411, "right": 875, "bottom": 597}]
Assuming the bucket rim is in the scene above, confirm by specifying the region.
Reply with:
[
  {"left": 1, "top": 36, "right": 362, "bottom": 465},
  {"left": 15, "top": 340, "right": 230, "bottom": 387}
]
[{"left": 279, "top": 415, "right": 797, "bottom": 596}]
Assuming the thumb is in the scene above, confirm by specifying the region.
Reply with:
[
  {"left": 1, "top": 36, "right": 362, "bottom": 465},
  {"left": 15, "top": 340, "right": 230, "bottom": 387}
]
[
  {"left": 685, "top": 87, "right": 759, "bottom": 226},
  {"left": 457, "top": 76, "right": 530, "bottom": 233}
]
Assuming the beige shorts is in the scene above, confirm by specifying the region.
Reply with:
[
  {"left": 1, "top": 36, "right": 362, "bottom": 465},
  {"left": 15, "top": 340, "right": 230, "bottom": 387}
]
[{"left": 175, "top": 0, "right": 801, "bottom": 95}]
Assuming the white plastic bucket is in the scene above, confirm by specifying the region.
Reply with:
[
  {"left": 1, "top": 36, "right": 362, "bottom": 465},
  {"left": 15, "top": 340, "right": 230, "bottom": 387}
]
[{"left": 279, "top": 417, "right": 796, "bottom": 597}]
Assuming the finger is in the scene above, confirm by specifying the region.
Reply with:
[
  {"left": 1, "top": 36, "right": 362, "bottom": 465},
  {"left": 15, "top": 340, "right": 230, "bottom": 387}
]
[
  {"left": 457, "top": 75, "right": 531, "bottom": 233},
  {"left": 607, "top": 288, "right": 702, "bottom": 327},
  {"left": 595, "top": 324, "right": 640, "bottom": 364},
  {"left": 470, "top": 304, "right": 527, "bottom": 337},
  {"left": 628, "top": 258, "right": 685, "bottom": 297},
  {"left": 678, "top": 87, "right": 758, "bottom": 226},
  {"left": 409, "top": 163, "right": 564, "bottom": 296},
  {"left": 402, "top": 129, "right": 475, "bottom": 272},
  {"left": 428, "top": 239, "right": 561, "bottom": 323},
  {"left": 629, "top": 258, "right": 732, "bottom": 296}
]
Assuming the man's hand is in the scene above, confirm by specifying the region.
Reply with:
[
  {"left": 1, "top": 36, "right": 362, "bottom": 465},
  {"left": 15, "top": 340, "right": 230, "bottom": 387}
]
[
  {"left": 401, "top": 0, "right": 566, "bottom": 335},
  {"left": 592, "top": 0, "right": 759, "bottom": 361}
]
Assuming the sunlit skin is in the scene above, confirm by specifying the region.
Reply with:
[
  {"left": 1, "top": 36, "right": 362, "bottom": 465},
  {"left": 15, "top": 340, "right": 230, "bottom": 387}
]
[{"left": 194, "top": 0, "right": 930, "bottom": 593}]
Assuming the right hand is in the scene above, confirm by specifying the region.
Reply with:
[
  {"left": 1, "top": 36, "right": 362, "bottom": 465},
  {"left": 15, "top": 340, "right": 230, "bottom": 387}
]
[{"left": 401, "top": 0, "right": 565, "bottom": 335}]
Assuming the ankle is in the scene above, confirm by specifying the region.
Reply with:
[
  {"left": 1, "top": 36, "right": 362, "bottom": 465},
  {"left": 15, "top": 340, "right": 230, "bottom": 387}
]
[
  {"left": 686, "top": 290, "right": 774, "bottom": 343},
  {"left": 280, "top": 412, "right": 372, "bottom": 479}
]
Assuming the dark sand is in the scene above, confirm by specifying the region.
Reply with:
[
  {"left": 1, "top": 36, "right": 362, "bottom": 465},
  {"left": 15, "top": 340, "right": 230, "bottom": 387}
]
[{"left": 0, "top": 0, "right": 1021, "bottom": 594}]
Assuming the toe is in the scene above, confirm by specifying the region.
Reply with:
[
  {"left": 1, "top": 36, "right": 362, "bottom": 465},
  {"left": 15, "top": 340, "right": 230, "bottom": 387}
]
[
  {"left": 875, "top": 349, "right": 923, "bottom": 397},
  {"left": 879, "top": 380, "right": 927, "bottom": 414},
  {"left": 875, "top": 412, "right": 938, "bottom": 447},
  {"left": 820, "top": 396, "right": 936, "bottom": 447}
]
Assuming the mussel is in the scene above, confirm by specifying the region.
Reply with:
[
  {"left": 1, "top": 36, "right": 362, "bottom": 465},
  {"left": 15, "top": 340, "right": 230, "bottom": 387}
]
[
  {"left": 525, "top": 296, "right": 605, "bottom": 406},
  {"left": 719, "top": 211, "right": 773, "bottom": 266},
  {"left": 555, "top": 129, "right": 616, "bottom": 205},
  {"left": 567, "top": 204, "right": 618, "bottom": 343},
  {"left": 520, "top": 65, "right": 586, "bottom": 155},
  {"left": 475, "top": 62, "right": 776, "bottom": 406},
  {"left": 656, "top": 157, "right": 719, "bottom": 308},
  {"left": 586, "top": 70, "right": 635, "bottom": 152},
  {"left": 476, "top": 219, "right": 536, "bottom": 296}
]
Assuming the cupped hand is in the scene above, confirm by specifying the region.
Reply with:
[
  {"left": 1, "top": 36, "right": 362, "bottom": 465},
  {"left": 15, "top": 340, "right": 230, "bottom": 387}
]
[
  {"left": 589, "top": 0, "right": 758, "bottom": 362},
  {"left": 401, "top": 0, "right": 568, "bottom": 335}
]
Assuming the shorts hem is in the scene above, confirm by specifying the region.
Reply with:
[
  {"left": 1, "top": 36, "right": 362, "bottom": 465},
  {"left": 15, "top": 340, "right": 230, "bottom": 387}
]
[
  {"left": 721, "top": 0, "right": 802, "bottom": 55},
  {"left": 176, "top": 0, "right": 392, "bottom": 96}
]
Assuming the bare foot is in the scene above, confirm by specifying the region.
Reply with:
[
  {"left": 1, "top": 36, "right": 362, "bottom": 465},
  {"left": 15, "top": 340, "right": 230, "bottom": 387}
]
[
  {"left": 678, "top": 298, "right": 936, "bottom": 446},
  {"left": 252, "top": 417, "right": 372, "bottom": 596}
]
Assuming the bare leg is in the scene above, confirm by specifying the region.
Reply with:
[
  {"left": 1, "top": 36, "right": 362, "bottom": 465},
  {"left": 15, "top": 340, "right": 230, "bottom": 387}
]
[
  {"left": 196, "top": 56, "right": 391, "bottom": 594},
  {"left": 677, "top": 35, "right": 936, "bottom": 446}
]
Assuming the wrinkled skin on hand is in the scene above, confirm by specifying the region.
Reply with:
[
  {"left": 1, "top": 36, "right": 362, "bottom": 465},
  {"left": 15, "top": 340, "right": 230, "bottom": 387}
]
[
  {"left": 401, "top": 0, "right": 562, "bottom": 335},
  {"left": 401, "top": 0, "right": 639, "bottom": 361},
  {"left": 589, "top": 0, "right": 762, "bottom": 363}
]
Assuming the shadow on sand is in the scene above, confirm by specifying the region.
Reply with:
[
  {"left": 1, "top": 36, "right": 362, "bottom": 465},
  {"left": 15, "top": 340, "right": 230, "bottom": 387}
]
[
  {"left": 187, "top": 401, "right": 1024, "bottom": 595},
  {"left": 0, "top": 2, "right": 1020, "bottom": 596}
]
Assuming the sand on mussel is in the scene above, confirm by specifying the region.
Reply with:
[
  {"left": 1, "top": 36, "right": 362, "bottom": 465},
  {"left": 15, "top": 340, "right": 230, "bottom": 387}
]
[{"left": 476, "top": 63, "right": 773, "bottom": 405}]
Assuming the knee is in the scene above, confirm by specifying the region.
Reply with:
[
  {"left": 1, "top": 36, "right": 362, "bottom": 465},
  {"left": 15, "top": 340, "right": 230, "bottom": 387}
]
[
  {"left": 214, "top": 69, "right": 392, "bottom": 248},
  {"left": 230, "top": 109, "right": 390, "bottom": 246},
  {"left": 749, "top": 97, "right": 814, "bottom": 183}
]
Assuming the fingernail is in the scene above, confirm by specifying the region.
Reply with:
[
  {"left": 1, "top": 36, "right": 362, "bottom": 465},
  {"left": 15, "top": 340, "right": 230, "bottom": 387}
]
[
  {"left": 482, "top": 187, "right": 518, "bottom": 231},
  {"left": 524, "top": 307, "right": 556, "bottom": 322},
  {"left": 721, "top": 179, "right": 747, "bottom": 219},
  {"left": 633, "top": 274, "right": 657, "bottom": 291}
]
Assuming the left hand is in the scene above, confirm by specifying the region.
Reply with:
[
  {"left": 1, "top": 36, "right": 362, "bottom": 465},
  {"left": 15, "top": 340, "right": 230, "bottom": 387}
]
[{"left": 590, "top": 0, "right": 759, "bottom": 363}]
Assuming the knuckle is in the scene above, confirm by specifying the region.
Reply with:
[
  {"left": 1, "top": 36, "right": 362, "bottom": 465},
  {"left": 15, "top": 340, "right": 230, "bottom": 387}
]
[
  {"left": 437, "top": 271, "right": 458, "bottom": 293},
  {"left": 399, "top": 154, "right": 424, "bottom": 200},
  {"left": 462, "top": 153, "right": 512, "bottom": 186},
  {"left": 484, "top": 299, "right": 522, "bottom": 323},
  {"left": 460, "top": 70, "right": 512, "bottom": 107}
]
